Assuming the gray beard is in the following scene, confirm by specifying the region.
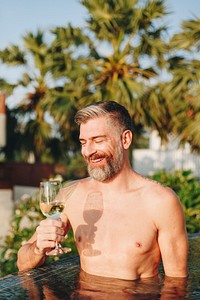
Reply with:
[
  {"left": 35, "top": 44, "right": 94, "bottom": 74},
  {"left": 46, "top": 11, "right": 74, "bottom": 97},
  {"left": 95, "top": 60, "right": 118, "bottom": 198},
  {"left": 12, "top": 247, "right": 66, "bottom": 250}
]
[{"left": 87, "top": 145, "right": 124, "bottom": 182}]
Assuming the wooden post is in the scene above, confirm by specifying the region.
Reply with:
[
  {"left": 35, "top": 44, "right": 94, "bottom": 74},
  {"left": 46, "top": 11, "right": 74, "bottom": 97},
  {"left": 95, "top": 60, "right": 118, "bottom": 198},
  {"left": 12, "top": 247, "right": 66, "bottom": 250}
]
[{"left": 0, "top": 92, "right": 6, "bottom": 147}]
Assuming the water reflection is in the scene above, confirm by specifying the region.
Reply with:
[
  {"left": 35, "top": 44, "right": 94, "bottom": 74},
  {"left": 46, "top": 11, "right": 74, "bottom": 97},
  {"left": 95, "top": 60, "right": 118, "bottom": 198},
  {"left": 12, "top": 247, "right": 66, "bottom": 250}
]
[{"left": 71, "top": 270, "right": 187, "bottom": 300}]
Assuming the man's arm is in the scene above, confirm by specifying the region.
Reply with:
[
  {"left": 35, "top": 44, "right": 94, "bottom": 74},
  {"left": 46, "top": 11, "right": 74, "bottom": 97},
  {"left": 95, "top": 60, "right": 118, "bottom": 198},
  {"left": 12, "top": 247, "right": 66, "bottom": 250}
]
[
  {"left": 161, "top": 276, "right": 187, "bottom": 299},
  {"left": 17, "top": 182, "right": 77, "bottom": 272},
  {"left": 156, "top": 188, "right": 188, "bottom": 277},
  {"left": 17, "top": 233, "right": 46, "bottom": 271}
]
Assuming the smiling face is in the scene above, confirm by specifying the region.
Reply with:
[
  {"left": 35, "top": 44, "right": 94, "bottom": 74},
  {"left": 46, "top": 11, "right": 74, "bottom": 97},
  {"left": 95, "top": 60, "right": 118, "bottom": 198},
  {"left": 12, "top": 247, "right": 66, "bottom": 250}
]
[{"left": 79, "top": 116, "right": 124, "bottom": 182}]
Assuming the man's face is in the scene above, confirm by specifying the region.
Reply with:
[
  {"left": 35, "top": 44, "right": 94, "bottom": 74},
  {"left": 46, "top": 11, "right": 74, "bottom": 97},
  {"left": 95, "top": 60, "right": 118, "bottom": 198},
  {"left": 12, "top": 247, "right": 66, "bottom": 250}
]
[{"left": 79, "top": 117, "right": 124, "bottom": 182}]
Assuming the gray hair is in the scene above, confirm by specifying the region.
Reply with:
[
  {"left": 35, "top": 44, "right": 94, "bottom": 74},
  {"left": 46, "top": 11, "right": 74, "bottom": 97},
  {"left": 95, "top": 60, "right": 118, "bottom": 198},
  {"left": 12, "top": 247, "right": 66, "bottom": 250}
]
[{"left": 74, "top": 101, "right": 133, "bottom": 132}]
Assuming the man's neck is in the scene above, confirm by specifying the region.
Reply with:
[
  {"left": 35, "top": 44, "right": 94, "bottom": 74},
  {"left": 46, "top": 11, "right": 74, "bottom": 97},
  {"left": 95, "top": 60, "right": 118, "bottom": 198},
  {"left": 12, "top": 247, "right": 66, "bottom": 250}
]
[{"left": 92, "top": 165, "right": 139, "bottom": 192}]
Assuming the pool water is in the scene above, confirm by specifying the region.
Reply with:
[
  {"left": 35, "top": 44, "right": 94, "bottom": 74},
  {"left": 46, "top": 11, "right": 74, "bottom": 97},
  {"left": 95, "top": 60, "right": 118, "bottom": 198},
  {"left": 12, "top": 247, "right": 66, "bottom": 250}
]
[{"left": 70, "top": 235, "right": 200, "bottom": 299}]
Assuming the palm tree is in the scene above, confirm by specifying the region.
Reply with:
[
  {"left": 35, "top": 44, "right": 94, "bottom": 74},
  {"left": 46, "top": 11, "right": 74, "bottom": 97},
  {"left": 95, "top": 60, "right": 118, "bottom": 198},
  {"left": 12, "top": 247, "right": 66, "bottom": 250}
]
[
  {"left": 42, "top": 24, "right": 96, "bottom": 156},
  {"left": 1, "top": 0, "right": 199, "bottom": 165},
  {"left": 0, "top": 31, "right": 64, "bottom": 161},
  {"left": 50, "top": 0, "right": 171, "bottom": 147},
  {"left": 167, "top": 18, "right": 200, "bottom": 151},
  {"left": 0, "top": 80, "right": 20, "bottom": 160},
  {"left": 75, "top": 0, "right": 199, "bottom": 151}
]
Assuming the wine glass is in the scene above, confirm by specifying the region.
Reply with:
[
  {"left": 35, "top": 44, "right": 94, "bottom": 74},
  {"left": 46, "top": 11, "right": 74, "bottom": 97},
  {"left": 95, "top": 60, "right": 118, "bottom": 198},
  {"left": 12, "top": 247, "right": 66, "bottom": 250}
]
[
  {"left": 83, "top": 191, "right": 103, "bottom": 256},
  {"left": 39, "top": 180, "right": 67, "bottom": 255}
]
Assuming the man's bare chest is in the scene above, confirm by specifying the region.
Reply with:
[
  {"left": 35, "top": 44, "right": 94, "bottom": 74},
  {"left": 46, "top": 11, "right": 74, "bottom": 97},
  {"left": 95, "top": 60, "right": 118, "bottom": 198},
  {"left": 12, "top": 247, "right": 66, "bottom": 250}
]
[{"left": 66, "top": 192, "right": 157, "bottom": 254}]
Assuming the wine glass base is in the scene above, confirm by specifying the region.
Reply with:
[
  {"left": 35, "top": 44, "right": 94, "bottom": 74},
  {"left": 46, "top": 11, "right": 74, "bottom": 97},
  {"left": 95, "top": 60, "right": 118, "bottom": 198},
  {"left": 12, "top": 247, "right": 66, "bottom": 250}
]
[{"left": 46, "top": 247, "right": 71, "bottom": 256}]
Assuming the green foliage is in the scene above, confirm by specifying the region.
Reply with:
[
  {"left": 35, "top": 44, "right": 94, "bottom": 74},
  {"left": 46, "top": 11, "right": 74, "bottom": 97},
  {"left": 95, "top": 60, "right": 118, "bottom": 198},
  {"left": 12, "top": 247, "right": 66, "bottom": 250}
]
[
  {"left": 150, "top": 170, "right": 200, "bottom": 234},
  {"left": 0, "top": 192, "right": 77, "bottom": 278},
  {"left": 65, "top": 153, "right": 88, "bottom": 179}
]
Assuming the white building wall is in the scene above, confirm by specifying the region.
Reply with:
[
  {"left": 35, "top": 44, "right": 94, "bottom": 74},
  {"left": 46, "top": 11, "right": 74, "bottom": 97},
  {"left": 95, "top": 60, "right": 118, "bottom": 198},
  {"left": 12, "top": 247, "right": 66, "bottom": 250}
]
[
  {"left": 0, "top": 114, "right": 6, "bottom": 147},
  {"left": 0, "top": 92, "right": 6, "bottom": 148},
  {"left": 0, "top": 189, "right": 13, "bottom": 240},
  {"left": 133, "top": 131, "right": 200, "bottom": 178}
]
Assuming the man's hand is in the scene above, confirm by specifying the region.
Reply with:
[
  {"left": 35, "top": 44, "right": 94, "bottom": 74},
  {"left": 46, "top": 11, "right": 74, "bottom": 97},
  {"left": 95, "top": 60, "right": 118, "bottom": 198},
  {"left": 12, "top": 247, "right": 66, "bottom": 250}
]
[{"left": 35, "top": 218, "right": 67, "bottom": 254}]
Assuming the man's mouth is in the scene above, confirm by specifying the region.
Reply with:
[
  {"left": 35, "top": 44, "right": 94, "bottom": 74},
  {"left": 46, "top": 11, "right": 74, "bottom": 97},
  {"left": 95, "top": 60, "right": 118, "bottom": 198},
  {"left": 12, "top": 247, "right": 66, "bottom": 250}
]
[{"left": 89, "top": 155, "right": 105, "bottom": 165}]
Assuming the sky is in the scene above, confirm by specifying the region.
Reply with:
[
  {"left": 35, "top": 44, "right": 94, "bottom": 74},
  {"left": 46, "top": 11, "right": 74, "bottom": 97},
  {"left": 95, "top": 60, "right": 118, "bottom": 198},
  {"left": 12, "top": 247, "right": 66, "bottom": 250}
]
[
  {"left": 0, "top": 0, "right": 199, "bottom": 49},
  {"left": 0, "top": 0, "right": 199, "bottom": 106}
]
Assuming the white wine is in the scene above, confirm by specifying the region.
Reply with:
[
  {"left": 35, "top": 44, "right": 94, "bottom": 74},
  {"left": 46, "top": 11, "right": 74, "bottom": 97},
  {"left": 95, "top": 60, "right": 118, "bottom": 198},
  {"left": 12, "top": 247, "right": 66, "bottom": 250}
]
[
  {"left": 39, "top": 181, "right": 69, "bottom": 256},
  {"left": 40, "top": 202, "right": 65, "bottom": 219}
]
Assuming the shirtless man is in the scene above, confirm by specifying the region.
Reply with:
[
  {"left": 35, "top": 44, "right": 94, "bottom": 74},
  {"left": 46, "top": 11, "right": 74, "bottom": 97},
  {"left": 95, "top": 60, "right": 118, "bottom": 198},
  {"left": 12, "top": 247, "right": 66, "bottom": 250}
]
[{"left": 17, "top": 101, "right": 188, "bottom": 280}]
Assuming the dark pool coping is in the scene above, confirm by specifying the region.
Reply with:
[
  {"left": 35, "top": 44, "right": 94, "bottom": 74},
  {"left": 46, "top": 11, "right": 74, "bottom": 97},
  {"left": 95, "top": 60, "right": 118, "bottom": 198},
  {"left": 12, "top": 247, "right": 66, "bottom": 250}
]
[{"left": 0, "top": 235, "right": 199, "bottom": 299}]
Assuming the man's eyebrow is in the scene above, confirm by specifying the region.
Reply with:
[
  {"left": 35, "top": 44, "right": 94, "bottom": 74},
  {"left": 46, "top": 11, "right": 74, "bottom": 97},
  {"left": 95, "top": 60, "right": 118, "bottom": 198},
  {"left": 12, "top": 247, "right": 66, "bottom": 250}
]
[{"left": 79, "top": 135, "right": 107, "bottom": 141}]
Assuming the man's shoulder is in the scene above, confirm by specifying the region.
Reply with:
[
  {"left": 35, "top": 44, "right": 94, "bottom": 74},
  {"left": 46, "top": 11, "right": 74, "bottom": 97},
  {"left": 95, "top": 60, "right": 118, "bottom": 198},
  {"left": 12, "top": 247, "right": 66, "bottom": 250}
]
[
  {"left": 62, "top": 177, "right": 91, "bottom": 198},
  {"left": 142, "top": 176, "right": 179, "bottom": 204},
  {"left": 140, "top": 177, "right": 184, "bottom": 227}
]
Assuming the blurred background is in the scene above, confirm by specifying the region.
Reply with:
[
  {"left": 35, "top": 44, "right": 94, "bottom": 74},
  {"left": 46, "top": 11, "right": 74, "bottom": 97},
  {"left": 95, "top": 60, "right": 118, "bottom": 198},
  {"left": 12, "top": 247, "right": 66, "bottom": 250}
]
[{"left": 0, "top": 0, "right": 199, "bottom": 276}]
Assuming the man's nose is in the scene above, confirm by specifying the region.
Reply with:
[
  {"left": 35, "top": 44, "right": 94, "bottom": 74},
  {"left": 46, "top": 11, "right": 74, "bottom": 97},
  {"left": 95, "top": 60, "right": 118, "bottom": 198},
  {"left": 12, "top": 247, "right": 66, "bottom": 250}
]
[{"left": 82, "top": 142, "right": 96, "bottom": 157}]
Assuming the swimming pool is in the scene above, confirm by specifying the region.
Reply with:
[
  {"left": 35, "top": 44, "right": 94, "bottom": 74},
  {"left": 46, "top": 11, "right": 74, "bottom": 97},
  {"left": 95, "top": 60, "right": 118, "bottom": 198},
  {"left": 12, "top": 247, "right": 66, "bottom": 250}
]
[{"left": 0, "top": 234, "right": 199, "bottom": 299}]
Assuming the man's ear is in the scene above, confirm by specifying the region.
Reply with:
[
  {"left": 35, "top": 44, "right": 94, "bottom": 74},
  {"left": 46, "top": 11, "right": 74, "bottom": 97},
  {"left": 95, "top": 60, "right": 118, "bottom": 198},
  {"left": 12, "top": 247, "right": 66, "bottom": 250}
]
[{"left": 122, "top": 130, "right": 132, "bottom": 149}]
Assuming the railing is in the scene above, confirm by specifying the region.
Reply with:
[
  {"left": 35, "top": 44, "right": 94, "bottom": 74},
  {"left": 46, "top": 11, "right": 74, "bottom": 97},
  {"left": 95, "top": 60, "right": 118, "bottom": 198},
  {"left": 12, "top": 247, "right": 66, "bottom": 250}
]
[{"left": 133, "top": 148, "right": 200, "bottom": 178}]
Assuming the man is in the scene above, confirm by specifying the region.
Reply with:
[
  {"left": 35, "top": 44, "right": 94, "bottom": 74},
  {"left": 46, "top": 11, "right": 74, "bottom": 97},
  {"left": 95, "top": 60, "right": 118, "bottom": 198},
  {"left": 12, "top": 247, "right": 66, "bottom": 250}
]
[{"left": 17, "top": 101, "right": 188, "bottom": 280}]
